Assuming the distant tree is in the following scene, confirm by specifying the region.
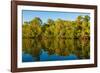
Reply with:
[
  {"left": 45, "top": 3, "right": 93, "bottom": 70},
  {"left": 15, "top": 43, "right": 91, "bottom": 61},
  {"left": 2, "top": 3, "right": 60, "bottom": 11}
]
[{"left": 29, "top": 17, "right": 42, "bottom": 38}]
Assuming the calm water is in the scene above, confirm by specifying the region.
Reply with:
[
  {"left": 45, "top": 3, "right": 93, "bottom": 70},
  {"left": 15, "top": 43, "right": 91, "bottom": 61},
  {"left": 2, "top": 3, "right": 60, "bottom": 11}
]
[{"left": 22, "top": 38, "right": 90, "bottom": 62}]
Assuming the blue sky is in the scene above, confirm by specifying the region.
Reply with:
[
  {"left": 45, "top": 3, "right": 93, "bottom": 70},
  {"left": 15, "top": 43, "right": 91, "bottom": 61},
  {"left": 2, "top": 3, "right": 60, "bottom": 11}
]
[{"left": 22, "top": 10, "right": 90, "bottom": 24}]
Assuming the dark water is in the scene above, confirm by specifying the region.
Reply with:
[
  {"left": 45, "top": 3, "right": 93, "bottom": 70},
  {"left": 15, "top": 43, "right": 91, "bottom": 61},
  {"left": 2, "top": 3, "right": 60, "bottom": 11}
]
[{"left": 22, "top": 38, "right": 90, "bottom": 62}]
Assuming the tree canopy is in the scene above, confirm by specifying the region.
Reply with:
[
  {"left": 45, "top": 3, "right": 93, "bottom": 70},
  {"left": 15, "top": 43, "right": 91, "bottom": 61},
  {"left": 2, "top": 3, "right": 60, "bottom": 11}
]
[{"left": 22, "top": 15, "right": 90, "bottom": 40}]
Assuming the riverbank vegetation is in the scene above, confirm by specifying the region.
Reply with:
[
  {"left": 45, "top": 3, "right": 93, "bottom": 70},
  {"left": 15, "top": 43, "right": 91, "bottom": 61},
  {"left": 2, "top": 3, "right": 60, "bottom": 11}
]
[
  {"left": 22, "top": 15, "right": 90, "bottom": 40},
  {"left": 22, "top": 15, "right": 90, "bottom": 61}
]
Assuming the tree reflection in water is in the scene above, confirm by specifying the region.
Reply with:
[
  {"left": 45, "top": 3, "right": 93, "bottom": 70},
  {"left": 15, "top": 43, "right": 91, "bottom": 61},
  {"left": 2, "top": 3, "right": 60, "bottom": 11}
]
[{"left": 22, "top": 38, "right": 90, "bottom": 62}]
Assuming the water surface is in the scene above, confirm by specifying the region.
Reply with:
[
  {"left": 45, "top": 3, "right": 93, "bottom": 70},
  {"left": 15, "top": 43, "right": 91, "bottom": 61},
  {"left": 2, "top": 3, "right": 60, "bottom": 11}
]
[{"left": 22, "top": 38, "right": 90, "bottom": 62}]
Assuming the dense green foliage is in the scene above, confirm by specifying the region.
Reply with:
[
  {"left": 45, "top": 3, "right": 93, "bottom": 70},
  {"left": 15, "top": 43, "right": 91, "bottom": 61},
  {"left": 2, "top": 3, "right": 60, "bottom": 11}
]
[
  {"left": 22, "top": 15, "right": 90, "bottom": 39},
  {"left": 22, "top": 15, "right": 90, "bottom": 61}
]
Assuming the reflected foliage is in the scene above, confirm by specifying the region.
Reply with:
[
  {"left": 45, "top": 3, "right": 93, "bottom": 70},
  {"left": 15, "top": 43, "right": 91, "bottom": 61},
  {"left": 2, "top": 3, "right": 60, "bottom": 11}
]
[{"left": 22, "top": 38, "right": 90, "bottom": 62}]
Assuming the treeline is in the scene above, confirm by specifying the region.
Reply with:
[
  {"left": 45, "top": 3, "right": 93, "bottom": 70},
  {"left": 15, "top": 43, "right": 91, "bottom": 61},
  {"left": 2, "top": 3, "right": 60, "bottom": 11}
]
[{"left": 22, "top": 15, "right": 90, "bottom": 39}]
